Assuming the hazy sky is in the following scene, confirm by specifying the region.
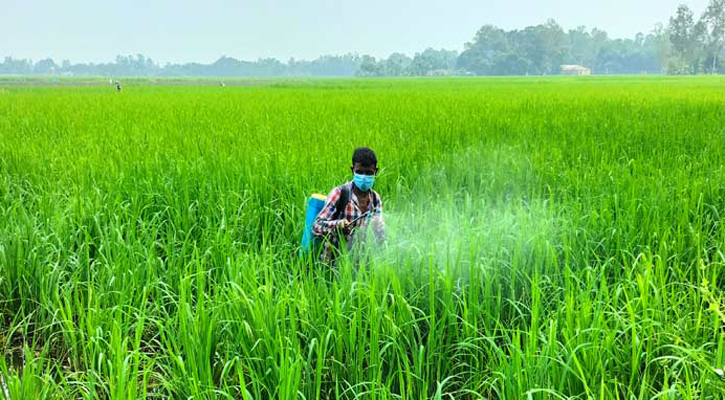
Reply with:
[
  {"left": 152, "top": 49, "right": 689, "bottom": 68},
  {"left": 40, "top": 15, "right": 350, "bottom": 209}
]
[{"left": 1, "top": 0, "right": 710, "bottom": 64}]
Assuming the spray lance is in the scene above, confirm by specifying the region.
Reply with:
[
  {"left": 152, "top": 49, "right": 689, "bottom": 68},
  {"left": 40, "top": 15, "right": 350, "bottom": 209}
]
[{"left": 343, "top": 211, "right": 371, "bottom": 233}]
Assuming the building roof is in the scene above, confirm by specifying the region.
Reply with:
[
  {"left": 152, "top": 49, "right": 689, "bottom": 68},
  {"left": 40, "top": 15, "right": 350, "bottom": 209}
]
[{"left": 560, "top": 64, "right": 590, "bottom": 70}]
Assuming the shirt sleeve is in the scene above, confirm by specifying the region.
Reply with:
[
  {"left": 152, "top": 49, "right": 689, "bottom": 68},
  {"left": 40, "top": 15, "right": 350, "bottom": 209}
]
[
  {"left": 372, "top": 194, "right": 385, "bottom": 243},
  {"left": 312, "top": 187, "right": 345, "bottom": 236}
]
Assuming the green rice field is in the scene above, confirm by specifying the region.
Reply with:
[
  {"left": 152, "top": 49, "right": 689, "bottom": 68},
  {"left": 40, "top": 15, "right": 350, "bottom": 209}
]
[{"left": 1, "top": 76, "right": 724, "bottom": 399}]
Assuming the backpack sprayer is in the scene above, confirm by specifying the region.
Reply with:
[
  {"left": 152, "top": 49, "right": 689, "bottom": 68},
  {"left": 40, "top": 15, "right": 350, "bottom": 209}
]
[
  {"left": 300, "top": 193, "right": 328, "bottom": 256},
  {"left": 300, "top": 186, "right": 371, "bottom": 257}
]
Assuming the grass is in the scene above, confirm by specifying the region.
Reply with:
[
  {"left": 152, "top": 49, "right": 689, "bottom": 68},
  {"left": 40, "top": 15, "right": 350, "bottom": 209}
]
[{"left": 0, "top": 76, "right": 724, "bottom": 399}]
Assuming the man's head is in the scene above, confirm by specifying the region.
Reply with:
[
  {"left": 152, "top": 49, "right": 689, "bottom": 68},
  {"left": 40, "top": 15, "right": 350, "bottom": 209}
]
[{"left": 351, "top": 147, "right": 378, "bottom": 176}]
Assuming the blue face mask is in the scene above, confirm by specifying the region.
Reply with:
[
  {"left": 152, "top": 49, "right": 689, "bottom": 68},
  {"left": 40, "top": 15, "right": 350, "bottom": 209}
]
[{"left": 353, "top": 173, "right": 375, "bottom": 192}]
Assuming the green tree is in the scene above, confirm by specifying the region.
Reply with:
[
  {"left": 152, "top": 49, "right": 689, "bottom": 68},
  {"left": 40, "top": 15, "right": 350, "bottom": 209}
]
[
  {"left": 669, "top": 4, "right": 705, "bottom": 73},
  {"left": 356, "top": 55, "right": 382, "bottom": 77},
  {"left": 567, "top": 26, "right": 595, "bottom": 67},
  {"left": 649, "top": 23, "right": 672, "bottom": 73},
  {"left": 33, "top": 58, "right": 57, "bottom": 74},
  {"left": 408, "top": 48, "right": 458, "bottom": 75},
  {"left": 456, "top": 25, "right": 511, "bottom": 75},
  {"left": 382, "top": 53, "right": 412, "bottom": 76},
  {"left": 701, "top": 0, "right": 725, "bottom": 72},
  {"left": 517, "top": 20, "right": 567, "bottom": 74},
  {"left": 0, "top": 57, "right": 33, "bottom": 74}
]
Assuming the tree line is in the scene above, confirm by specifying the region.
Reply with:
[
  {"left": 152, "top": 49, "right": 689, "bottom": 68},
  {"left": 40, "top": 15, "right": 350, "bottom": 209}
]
[
  {"left": 0, "top": 54, "right": 364, "bottom": 78},
  {"left": 1, "top": 1, "right": 723, "bottom": 77}
]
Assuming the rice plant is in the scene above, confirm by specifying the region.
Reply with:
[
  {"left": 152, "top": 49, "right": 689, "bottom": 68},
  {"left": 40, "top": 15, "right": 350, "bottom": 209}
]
[{"left": 0, "top": 76, "right": 724, "bottom": 399}]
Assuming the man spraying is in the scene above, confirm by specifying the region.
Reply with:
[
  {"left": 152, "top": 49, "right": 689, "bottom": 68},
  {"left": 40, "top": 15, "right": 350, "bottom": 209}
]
[{"left": 312, "top": 147, "right": 385, "bottom": 265}]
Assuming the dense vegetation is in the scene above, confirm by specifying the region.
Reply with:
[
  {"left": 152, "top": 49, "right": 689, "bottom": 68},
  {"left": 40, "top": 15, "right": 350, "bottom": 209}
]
[{"left": 1, "top": 76, "right": 724, "bottom": 399}]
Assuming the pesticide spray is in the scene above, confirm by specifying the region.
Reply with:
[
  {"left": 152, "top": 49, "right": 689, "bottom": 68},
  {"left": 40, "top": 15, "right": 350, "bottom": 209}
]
[{"left": 353, "top": 195, "right": 563, "bottom": 293}]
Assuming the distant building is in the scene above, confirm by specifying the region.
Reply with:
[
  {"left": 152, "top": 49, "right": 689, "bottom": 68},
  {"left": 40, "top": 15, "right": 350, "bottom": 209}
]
[
  {"left": 560, "top": 65, "right": 592, "bottom": 76},
  {"left": 426, "top": 69, "right": 453, "bottom": 76}
]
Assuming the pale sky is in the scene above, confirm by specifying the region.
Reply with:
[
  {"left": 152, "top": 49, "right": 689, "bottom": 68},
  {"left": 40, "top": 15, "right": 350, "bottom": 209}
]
[{"left": 0, "top": 0, "right": 709, "bottom": 64}]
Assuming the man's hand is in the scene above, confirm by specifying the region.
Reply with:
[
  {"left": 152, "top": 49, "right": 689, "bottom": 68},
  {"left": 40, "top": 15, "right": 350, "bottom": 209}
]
[{"left": 338, "top": 219, "right": 353, "bottom": 235}]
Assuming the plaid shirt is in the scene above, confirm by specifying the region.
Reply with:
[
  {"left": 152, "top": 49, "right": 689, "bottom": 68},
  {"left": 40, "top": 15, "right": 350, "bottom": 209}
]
[{"left": 312, "top": 181, "right": 385, "bottom": 264}]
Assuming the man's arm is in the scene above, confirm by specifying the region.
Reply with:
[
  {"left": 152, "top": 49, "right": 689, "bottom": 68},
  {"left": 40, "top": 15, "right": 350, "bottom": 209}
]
[{"left": 312, "top": 187, "right": 346, "bottom": 236}]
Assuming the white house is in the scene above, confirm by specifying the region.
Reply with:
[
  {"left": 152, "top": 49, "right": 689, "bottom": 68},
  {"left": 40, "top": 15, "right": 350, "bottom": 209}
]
[{"left": 560, "top": 65, "right": 592, "bottom": 75}]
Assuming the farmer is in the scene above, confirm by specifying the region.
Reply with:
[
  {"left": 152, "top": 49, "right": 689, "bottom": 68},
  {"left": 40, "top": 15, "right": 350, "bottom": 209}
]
[{"left": 312, "top": 147, "right": 385, "bottom": 264}]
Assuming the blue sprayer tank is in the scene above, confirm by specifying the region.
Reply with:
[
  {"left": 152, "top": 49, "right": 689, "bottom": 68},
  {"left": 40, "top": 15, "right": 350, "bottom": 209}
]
[{"left": 300, "top": 193, "right": 327, "bottom": 256}]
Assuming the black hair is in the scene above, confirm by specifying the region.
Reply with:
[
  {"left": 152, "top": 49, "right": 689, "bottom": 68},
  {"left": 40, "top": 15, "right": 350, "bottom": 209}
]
[{"left": 352, "top": 147, "right": 377, "bottom": 167}]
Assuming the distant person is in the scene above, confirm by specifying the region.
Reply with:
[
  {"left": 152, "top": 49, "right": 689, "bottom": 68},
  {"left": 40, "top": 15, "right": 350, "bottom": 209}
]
[
  {"left": 312, "top": 147, "right": 385, "bottom": 265},
  {"left": 115, "top": 82, "right": 121, "bottom": 92}
]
